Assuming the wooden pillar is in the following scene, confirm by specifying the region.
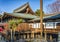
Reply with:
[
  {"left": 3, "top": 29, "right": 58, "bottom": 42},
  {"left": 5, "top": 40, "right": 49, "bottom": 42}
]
[
  {"left": 27, "top": 33, "right": 29, "bottom": 39},
  {"left": 44, "top": 22, "right": 47, "bottom": 40},
  {"left": 36, "top": 34, "right": 37, "bottom": 38},
  {"left": 45, "top": 32, "right": 47, "bottom": 40},
  {"left": 24, "top": 34, "right": 26, "bottom": 39},
  {"left": 36, "top": 33, "right": 38, "bottom": 38},
  {"left": 22, "top": 35, "right": 24, "bottom": 38},
  {"left": 25, "top": 33, "right": 27, "bottom": 39},
  {"left": 21, "top": 35, "right": 23, "bottom": 39},
  {"left": 31, "top": 32, "right": 34, "bottom": 39},
  {"left": 1, "top": 17, "right": 2, "bottom": 23},
  {"left": 40, "top": 0, "right": 43, "bottom": 39},
  {"left": 21, "top": 35, "right": 22, "bottom": 39},
  {"left": 38, "top": 34, "right": 40, "bottom": 38},
  {"left": 50, "top": 35, "right": 53, "bottom": 41},
  {"left": 20, "top": 35, "right": 22, "bottom": 39},
  {"left": 10, "top": 29, "right": 13, "bottom": 42}
]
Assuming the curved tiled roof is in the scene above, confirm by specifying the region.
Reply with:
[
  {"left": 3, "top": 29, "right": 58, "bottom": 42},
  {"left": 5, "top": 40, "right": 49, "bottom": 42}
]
[
  {"left": 29, "top": 14, "right": 60, "bottom": 22},
  {"left": 2, "top": 12, "right": 39, "bottom": 19},
  {"left": 14, "top": 2, "right": 29, "bottom": 13},
  {"left": 46, "top": 14, "right": 60, "bottom": 19},
  {"left": 2, "top": 12, "right": 60, "bottom": 22},
  {"left": 13, "top": 2, "right": 34, "bottom": 14},
  {"left": 14, "top": 2, "right": 29, "bottom": 12}
]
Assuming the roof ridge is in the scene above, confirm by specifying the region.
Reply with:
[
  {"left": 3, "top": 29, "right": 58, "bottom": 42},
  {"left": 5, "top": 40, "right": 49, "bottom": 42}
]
[{"left": 14, "top": 2, "right": 29, "bottom": 12}]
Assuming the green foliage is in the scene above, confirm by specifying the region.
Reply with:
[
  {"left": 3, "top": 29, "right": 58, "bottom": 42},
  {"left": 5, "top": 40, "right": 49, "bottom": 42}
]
[
  {"left": 8, "top": 19, "right": 15, "bottom": 26},
  {"left": 8, "top": 19, "right": 23, "bottom": 29},
  {"left": 35, "top": 9, "right": 45, "bottom": 16},
  {"left": 17, "top": 19, "right": 23, "bottom": 24},
  {"left": 35, "top": 9, "right": 40, "bottom": 16}
]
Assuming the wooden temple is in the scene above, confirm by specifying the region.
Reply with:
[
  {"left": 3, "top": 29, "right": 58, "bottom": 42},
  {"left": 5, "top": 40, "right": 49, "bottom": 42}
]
[
  {"left": 13, "top": 2, "right": 34, "bottom": 14},
  {"left": 0, "top": 2, "right": 60, "bottom": 41}
]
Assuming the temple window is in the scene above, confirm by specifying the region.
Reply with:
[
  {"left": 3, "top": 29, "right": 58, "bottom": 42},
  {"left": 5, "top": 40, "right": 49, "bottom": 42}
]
[
  {"left": 45, "top": 22, "right": 56, "bottom": 29},
  {"left": 29, "top": 23, "right": 45, "bottom": 28}
]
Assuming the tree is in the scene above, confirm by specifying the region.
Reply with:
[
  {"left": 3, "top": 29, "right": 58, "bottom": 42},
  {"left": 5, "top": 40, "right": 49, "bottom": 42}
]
[
  {"left": 35, "top": 9, "right": 45, "bottom": 16},
  {"left": 17, "top": 19, "right": 23, "bottom": 24},
  {"left": 47, "top": 0, "right": 60, "bottom": 14},
  {"left": 8, "top": 19, "right": 23, "bottom": 30}
]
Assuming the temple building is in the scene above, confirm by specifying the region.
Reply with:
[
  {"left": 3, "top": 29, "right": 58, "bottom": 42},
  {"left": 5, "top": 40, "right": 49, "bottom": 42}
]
[
  {"left": 0, "top": 2, "right": 36, "bottom": 23},
  {"left": 0, "top": 2, "right": 60, "bottom": 41}
]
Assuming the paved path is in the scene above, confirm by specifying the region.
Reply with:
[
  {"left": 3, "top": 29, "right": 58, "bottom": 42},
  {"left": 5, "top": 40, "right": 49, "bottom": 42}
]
[{"left": 0, "top": 40, "right": 6, "bottom": 42}]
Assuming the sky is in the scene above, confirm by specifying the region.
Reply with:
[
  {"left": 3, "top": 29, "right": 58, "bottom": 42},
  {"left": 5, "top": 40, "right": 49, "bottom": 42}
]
[{"left": 0, "top": 0, "right": 56, "bottom": 14}]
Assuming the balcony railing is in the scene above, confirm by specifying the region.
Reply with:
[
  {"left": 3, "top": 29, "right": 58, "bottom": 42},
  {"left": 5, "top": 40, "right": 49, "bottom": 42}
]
[
  {"left": 17, "top": 22, "right": 60, "bottom": 33},
  {"left": 0, "top": 22, "right": 60, "bottom": 33}
]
